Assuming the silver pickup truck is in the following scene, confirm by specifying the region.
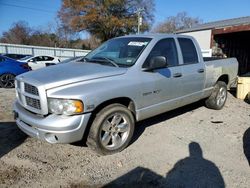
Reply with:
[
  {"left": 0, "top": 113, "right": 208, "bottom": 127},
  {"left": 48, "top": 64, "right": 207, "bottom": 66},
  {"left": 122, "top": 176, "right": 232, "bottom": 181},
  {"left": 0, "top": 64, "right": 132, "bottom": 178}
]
[{"left": 13, "top": 34, "right": 238, "bottom": 155}]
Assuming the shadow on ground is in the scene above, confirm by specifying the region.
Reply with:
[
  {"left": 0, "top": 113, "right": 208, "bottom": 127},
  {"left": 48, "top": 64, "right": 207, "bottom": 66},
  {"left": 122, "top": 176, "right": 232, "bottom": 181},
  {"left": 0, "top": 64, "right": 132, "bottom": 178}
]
[
  {"left": 78, "top": 100, "right": 205, "bottom": 148},
  {"left": 105, "top": 142, "right": 225, "bottom": 188},
  {"left": 243, "top": 127, "right": 250, "bottom": 165},
  {"left": 228, "top": 88, "right": 237, "bottom": 98},
  {"left": 0, "top": 122, "right": 27, "bottom": 158},
  {"left": 131, "top": 100, "right": 204, "bottom": 144}
]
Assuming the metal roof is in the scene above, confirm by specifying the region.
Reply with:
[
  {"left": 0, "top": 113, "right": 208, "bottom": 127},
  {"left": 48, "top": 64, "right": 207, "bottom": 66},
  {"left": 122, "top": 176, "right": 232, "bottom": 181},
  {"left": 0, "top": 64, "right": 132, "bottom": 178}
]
[{"left": 177, "top": 16, "right": 250, "bottom": 33}]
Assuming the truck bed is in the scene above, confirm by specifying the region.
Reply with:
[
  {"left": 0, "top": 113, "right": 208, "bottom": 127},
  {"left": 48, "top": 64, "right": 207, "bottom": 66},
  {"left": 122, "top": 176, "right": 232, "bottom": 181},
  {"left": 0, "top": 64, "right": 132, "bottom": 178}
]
[{"left": 204, "top": 58, "right": 238, "bottom": 90}]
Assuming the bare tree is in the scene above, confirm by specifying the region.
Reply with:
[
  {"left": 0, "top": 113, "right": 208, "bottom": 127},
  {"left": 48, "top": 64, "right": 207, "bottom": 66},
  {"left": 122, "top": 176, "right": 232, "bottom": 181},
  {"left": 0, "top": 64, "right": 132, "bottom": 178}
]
[
  {"left": 153, "top": 12, "right": 202, "bottom": 33},
  {"left": 82, "top": 35, "right": 101, "bottom": 50},
  {"left": 0, "top": 20, "right": 98, "bottom": 50},
  {"left": 29, "top": 31, "right": 59, "bottom": 47},
  {"left": 0, "top": 21, "right": 31, "bottom": 44}
]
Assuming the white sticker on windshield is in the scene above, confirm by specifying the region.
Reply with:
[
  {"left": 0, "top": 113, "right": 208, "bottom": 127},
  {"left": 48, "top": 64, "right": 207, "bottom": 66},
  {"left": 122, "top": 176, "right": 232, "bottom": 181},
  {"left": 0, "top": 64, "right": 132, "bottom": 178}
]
[{"left": 128, "top": 41, "right": 148, "bottom": 46}]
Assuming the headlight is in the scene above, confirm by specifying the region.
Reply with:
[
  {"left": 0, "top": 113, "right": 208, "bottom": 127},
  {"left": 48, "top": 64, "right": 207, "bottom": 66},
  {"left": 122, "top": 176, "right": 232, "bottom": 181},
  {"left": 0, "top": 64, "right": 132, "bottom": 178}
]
[{"left": 48, "top": 98, "right": 84, "bottom": 115}]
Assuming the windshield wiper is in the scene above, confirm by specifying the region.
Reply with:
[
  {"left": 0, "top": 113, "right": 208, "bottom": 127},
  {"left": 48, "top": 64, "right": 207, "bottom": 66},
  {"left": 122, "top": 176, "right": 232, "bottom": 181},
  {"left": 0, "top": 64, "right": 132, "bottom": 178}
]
[
  {"left": 79, "top": 57, "right": 89, "bottom": 62},
  {"left": 89, "top": 57, "right": 119, "bottom": 67}
]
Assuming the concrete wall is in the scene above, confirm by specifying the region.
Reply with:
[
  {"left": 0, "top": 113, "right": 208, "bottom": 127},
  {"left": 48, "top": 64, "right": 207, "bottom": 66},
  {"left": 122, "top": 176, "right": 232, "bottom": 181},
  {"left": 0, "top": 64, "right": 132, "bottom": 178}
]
[
  {"left": 181, "top": 29, "right": 212, "bottom": 50},
  {"left": 0, "top": 43, "right": 91, "bottom": 60}
]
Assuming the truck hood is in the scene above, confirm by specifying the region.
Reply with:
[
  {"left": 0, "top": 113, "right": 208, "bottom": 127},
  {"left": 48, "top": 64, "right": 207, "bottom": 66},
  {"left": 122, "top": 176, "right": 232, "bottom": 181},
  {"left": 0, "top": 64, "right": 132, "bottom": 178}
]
[{"left": 18, "top": 62, "right": 127, "bottom": 89}]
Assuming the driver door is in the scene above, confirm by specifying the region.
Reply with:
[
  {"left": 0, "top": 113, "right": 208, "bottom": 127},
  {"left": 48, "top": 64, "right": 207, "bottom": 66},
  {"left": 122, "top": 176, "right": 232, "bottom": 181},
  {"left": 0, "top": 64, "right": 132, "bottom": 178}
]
[
  {"left": 28, "top": 56, "right": 44, "bottom": 70},
  {"left": 140, "top": 38, "right": 183, "bottom": 110}
]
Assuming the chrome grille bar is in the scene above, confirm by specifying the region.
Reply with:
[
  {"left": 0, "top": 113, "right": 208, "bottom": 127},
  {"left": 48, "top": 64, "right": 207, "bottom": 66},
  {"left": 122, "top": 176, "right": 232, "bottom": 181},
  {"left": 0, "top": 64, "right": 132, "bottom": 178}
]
[
  {"left": 24, "top": 83, "right": 39, "bottom": 96},
  {"left": 25, "top": 96, "right": 41, "bottom": 110}
]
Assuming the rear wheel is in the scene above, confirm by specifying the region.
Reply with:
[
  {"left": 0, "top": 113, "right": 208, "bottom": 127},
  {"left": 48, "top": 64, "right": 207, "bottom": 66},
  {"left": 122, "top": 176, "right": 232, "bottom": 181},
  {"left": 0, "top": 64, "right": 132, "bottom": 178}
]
[
  {"left": 0, "top": 74, "right": 15, "bottom": 88},
  {"left": 87, "top": 104, "right": 135, "bottom": 155},
  {"left": 205, "top": 81, "right": 227, "bottom": 110}
]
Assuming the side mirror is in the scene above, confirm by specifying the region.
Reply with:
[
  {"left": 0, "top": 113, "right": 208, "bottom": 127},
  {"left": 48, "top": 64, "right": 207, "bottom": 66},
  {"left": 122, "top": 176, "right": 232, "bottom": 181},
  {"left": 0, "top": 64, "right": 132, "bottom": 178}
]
[
  {"left": 28, "top": 59, "right": 34, "bottom": 62},
  {"left": 145, "top": 56, "right": 167, "bottom": 71}
]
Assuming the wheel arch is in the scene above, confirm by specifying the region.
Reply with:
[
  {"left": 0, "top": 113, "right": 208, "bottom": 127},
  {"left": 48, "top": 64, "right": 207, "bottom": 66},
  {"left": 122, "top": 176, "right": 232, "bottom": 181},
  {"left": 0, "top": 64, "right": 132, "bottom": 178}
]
[
  {"left": 82, "top": 97, "right": 136, "bottom": 144},
  {"left": 0, "top": 72, "right": 16, "bottom": 76},
  {"left": 217, "top": 74, "right": 229, "bottom": 85},
  {"left": 92, "top": 97, "right": 136, "bottom": 118}
]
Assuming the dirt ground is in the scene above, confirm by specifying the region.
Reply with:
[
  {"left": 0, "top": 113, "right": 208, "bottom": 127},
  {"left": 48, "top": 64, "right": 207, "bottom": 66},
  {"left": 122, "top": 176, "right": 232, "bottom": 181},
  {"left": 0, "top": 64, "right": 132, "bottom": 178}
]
[{"left": 0, "top": 88, "right": 250, "bottom": 188}]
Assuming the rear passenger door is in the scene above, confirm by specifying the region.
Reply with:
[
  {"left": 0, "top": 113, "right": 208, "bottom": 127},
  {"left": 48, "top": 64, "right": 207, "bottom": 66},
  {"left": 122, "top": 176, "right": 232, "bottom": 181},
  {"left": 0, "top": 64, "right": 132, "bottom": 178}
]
[{"left": 177, "top": 37, "right": 205, "bottom": 101}]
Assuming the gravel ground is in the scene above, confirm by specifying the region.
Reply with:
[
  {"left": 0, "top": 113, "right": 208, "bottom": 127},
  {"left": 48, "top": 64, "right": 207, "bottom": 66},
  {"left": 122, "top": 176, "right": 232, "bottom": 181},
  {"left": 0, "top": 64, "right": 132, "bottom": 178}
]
[{"left": 0, "top": 88, "right": 250, "bottom": 188}]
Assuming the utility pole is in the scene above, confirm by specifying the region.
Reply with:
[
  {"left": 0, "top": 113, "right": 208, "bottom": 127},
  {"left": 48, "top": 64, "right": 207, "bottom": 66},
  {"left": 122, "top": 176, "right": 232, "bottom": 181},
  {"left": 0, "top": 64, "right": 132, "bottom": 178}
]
[{"left": 137, "top": 8, "right": 144, "bottom": 34}]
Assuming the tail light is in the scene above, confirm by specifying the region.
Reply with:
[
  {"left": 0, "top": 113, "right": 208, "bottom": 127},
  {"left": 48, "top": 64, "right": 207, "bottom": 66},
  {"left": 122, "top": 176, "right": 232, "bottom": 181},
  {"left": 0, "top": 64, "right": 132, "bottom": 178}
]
[{"left": 20, "top": 63, "right": 31, "bottom": 70}]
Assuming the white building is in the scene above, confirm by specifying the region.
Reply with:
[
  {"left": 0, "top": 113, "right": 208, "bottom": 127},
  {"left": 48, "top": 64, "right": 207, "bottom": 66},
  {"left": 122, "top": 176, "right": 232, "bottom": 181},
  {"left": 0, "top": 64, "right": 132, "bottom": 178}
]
[{"left": 177, "top": 16, "right": 250, "bottom": 75}]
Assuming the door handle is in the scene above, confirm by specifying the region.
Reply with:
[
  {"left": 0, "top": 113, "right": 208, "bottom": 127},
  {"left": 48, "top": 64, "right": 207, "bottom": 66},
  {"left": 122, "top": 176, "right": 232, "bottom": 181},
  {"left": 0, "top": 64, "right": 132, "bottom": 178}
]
[
  {"left": 173, "top": 73, "right": 182, "bottom": 78},
  {"left": 197, "top": 69, "right": 204, "bottom": 73}
]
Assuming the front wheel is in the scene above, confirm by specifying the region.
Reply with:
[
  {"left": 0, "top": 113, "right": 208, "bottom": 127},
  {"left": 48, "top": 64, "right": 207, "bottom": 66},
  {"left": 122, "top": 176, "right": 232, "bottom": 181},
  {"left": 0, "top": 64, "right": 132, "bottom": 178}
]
[
  {"left": 205, "top": 81, "right": 227, "bottom": 110},
  {"left": 87, "top": 104, "right": 135, "bottom": 155},
  {"left": 0, "top": 74, "right": 15, "bottom": 88}
]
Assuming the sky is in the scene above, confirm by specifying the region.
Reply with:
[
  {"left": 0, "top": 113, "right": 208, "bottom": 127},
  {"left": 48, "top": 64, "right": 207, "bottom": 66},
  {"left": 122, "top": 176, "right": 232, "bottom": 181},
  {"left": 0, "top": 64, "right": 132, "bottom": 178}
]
[{"left": 0, "top": 0, "right": 250, "bottom": 37}]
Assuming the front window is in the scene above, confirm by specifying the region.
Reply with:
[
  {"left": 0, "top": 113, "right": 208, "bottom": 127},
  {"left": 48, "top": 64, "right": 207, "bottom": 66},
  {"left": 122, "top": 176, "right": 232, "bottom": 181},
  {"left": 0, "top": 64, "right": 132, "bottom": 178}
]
[
  {"left": 33, "top": 56, "right": 44, "bottom": 62},
  {"left": 143, "top": 38, "right": 179, "bottom": 68},
  {"left": 85, "top": 37, "right": 151, "bottom": 67}
]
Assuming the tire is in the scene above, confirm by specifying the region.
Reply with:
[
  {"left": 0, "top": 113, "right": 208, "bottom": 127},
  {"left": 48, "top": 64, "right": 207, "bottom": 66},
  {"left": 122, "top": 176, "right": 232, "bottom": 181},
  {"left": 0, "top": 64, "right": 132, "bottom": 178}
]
[
  {"left": 205, "top": 81, "right": 227, "bottom": 110},
  {"left": 87, "top": 103, "right": 135, "bottom": 155},
  {"left": 0, "top": 74, "right": 15, "bottom": 88}
]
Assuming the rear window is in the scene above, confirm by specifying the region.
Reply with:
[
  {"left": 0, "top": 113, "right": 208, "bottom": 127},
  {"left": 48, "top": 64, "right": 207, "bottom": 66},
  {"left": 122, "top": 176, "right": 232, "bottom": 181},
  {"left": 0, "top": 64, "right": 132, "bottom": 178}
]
[{"left": 178, "top": 38, "right": 199, "bottom": 64}]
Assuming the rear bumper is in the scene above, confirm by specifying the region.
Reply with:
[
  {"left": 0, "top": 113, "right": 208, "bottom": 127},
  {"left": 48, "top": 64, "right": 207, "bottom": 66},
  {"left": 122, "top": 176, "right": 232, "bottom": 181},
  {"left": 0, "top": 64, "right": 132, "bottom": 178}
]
[{"left": 13, "top": 100, "right": 91, "bottom": 144}]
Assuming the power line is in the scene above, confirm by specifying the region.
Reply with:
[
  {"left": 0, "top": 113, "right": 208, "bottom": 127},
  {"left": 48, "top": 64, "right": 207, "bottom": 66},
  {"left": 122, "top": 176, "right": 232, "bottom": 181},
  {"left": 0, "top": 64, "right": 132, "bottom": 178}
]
[
  {"left": 0, "top": 2, "right": 57, "bottom": 14},
  {"left": 7, "top": 0, "right": 60, "bottom": 10},
  {"left": 8, "top": 0, "right": 51, "bottom": 5}
]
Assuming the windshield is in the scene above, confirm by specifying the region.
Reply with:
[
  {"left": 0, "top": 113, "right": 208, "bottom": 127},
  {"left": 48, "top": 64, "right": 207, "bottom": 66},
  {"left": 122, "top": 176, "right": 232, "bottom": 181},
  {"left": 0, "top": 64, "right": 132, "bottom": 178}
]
[
  {"left": 85, "top": 37, "right": 151, "bottom": 67},
  {"left": 19, "top": 55, "right": 32, "bottom": 60}
]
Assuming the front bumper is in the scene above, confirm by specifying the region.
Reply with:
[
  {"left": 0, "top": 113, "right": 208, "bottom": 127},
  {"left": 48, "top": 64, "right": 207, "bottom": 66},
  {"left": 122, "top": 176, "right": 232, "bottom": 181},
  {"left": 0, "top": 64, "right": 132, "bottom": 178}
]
[{"left": 13, "top": 100, "right": 91, "bottom": 144}]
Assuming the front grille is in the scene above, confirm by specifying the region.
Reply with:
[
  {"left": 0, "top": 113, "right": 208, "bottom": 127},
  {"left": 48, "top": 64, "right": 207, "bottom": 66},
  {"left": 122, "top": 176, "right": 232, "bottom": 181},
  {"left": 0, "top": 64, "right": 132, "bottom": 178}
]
[
  {"left": 25, "top": 96, "right": 41, "bottom": 110},
  {"left": 24, "top": 83, "right": 39, "bottom": 96},
  {"left": 15, "top": 80, "right": 46, "bottom": 114}
]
